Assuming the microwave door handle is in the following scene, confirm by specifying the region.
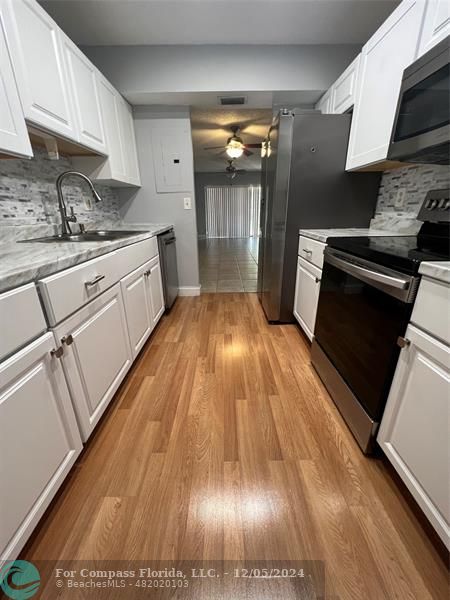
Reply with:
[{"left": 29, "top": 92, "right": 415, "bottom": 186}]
[{"left": 326, "top": 252, "right": 410, "bottom": 290}]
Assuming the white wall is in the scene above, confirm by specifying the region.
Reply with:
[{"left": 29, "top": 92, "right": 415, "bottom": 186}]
[
  {"left": 83, "top": 44, "right": 361, "bottom": 104},
  {"left": 119, "top": 107, "right": 200, "bottom": 292}
]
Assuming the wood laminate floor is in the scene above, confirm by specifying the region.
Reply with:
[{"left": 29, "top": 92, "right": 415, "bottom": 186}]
[{"left": 22, "top": 294, "right": 448, "bottom": 599}]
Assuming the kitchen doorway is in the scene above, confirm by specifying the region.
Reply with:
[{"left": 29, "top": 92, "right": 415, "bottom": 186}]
[{"left": 198, "top": 184, "right": 261, "bottom": 292}]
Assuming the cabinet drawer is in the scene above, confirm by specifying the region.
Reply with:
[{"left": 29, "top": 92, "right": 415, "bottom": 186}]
[
  {"left": 412, "top": 276, "right": 450, "bottom": 345},
  {"left": 39, "top": 251, "right": 119, "bottom": 326},
  {"left": 116, "top": 237, "right": 158, "bottom": 279},
  {"left": 0, "top": 283, "right": 46, "bottom": 360},
  {"left": 298, "top": 235, "right": 326, "bottom": 269}
]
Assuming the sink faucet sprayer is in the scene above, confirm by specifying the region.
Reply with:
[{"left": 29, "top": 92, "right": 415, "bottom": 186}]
[{"left": 56, "top": 171, "right": 102, "bottom": 235}]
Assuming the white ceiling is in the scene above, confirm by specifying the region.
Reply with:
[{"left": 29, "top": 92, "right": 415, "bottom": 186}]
[
  {"left": 191, "top": 108, "right": 273, "bottom": 173},
  {"left": 40, "top": 0, "right": 399, "bottom": 46}
]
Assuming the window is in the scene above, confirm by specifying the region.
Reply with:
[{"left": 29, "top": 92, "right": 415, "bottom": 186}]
[{"left": 205, "top": 185, "right": 261, "bottom": 238}]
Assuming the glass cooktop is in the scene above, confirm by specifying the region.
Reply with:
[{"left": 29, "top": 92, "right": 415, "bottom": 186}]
[{"left": 327, "top": 235, "right": 450, "bottom": 275}]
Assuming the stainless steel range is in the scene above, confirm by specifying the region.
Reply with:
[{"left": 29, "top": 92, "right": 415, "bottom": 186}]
[{"left": 311, "top": 189, "right": 450, "bottom": 453}]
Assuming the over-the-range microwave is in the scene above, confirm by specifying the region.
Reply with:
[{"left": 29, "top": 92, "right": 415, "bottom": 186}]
[{"left": 388, "top": 35, "right": 449, "bottom": 165}]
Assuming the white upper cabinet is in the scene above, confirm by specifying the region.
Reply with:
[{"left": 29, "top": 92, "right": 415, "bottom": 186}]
[
  {"left": 61, "top": 33, "right": 106, "bottom": 155},
  {"left": 95, "top": 77, "right": 127, "bottom": 181},
  {"left": 315, "top": 54, "right": 360, "bottom": 115},
  {"left": 4, "top": 0, "right": 78, "bottom": 140},
  {"left": 71, "top": 79, "right": 141, "bottom": 186},
  {"left": 330, "top": 54, "right": 361, "bottom": 114},
  {"left": 0, "top": 1, "right": 32, "bottom": 158},
  {"left": 418, "top": 0, "right": 450, "bottom": 57},
  {"left": 314, "top": 88, "right": 331, "bottom": 114},
  {"left": 346, "top": 0, "right": 426, "bottom": 170},
  {"left": 118, "top": 97, "right": 141, "bottom": 186}
]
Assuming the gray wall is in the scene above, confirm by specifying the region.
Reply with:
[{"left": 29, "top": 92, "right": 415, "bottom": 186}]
[
  {"left": 371, "top": 164, "right": 450, "bottom": 233},
  {"left": 83, "top": 44, "right": 360, "bottom": 103},
  {"left": 119, "top": 108, "right": 199, "bottom": 291},
  {"left": 0, "top": 146, "right": 120, "bottom": 226},
  {"left": 195, "top": 171, "right": 262, "bottom": 238}
]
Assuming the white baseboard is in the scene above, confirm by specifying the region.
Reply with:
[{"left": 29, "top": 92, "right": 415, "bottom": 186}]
[{"left": 178, "top": 286, "right": 201, "bottom": 296}]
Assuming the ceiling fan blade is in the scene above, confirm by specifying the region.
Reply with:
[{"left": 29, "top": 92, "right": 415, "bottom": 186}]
[
  {"left": 245, "top": 143, "right": 263, "bottom": 148},
  {"left": 203, "top": 146, "right": 226, "bottom": 150},
  {"left": 243, "top": 148, "right": 254, "bottom": 157}
]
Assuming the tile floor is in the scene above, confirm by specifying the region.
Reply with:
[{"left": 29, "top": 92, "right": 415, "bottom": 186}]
[{"left": 198, "top": 237, "right": 259, "bottom": 292}]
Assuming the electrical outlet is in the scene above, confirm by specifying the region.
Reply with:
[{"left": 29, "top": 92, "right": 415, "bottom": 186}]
[
  {"left": 394, "top": 188, "right": 406, "bottom": 209},
  {"left": 183, "top": 197, "right": 192, "bottom": 210}
]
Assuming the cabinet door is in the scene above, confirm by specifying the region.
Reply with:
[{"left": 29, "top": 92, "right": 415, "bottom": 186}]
[
  {"left": 0, "top": 1, "right": 32, "bottom": 158},
  {"left": 62, "top": 33, "right": 106, "bottom": 154},
  {"left": 346, "top": 0, "right": 426, "bottom": 170},
  {"left": 118, "top": 98, "right": 141, "bottom": 186},
  {"left": 97, "top": 77, "right": 126, "bottom": 180},
  {"left": 315, "top": 88, "right": 331, "bottom": 114},
  {"left": 378, "top": 325, "right": 450, "bottom": 549},
  {"left": 55, "top": 284, "right": 132, "bottom": 441},
  {"left": 121, "top": 263, "right": 152, "bottom": 358},
  {"left": 418, "top": 0, "right": 450, "bottom": 57},
  {"left": 330, "top": 54, "right": 361, "bottom": 114},
  {"left": 147, "top": 257, "right": 165, "bottom": 326},
  {"left": 0, "top": 332, "right": 82, "bottom": 561},
  {"left": 4, "top": 0, "right": 77, "bottom": 140},
  {"left": 293, "top": 257, "right": 321, "bottom": 341}
]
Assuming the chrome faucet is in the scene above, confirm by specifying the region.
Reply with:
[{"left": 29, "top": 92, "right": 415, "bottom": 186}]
[{"left": 56, "top": 171, "right": 102, "bottom": 235}]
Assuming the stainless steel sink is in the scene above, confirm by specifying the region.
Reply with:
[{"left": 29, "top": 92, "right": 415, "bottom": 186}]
[{"left": 18, "top": 230, "right": 148, "bottom": 243}]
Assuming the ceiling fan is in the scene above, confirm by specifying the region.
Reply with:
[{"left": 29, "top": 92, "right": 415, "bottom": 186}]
[
  {"left": 204, "top": 125, "right": 263, "bottom": 159},
  {"left": 225, "top": 159, "right": 246, "bottom": 179}
]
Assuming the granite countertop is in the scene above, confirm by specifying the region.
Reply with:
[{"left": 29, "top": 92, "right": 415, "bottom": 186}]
[
  {"left": 299, "top": 228, "right": 411, "bottom": 243},
  {"left": 419, "top": 261, "right": 450, "bottom": 284},
  {"left": 0, "top": 222, "right": 173, "bottom": 293}
]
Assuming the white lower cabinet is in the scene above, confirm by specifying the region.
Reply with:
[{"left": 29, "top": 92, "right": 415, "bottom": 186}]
[
  {"left": 54, "top": 283, "right": 132, "bottom": 441},
  {"left": 293, "top": 256, "right": 321, "bottom": 341},
  {"left": 121, "top": 255, "right": 165, "bottom": 358},
  {"left": 0, "top": 332, "right": 82, "bottom": 561},
  {"left": 148, "top": 257, "right": 165, "bottom": 326},
  {"left": 121, "top": 262, "right": 153, "bottom": 358},
  {"left": 378, "top": 324, "right": 450, "bottom": 549}
]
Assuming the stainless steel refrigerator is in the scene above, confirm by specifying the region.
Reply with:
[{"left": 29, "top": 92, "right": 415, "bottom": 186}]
[{"left": 258, "top": 109, "right": 381, "bottom": 323}]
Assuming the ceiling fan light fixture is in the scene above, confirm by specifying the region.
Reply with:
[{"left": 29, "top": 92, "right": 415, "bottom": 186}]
[{"left": 226, "top": 138, "right": 244, "bottom": 159}]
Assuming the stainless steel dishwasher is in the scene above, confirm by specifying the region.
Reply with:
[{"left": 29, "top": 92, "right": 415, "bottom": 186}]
[{"left": 157, "top": 229, "right": 179, "bottom": 310}]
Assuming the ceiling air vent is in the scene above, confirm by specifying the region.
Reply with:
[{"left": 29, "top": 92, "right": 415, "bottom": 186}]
[{"left": 218, "top": 96, "right": 247, "bottom": 106}]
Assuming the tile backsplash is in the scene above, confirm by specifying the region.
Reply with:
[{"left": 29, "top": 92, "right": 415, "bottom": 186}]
[
  {"left": 0, "top": 146, "right": 120, "bottom": 226},
  {"left": 371, "top": 164, "right": 450, "bottom": 233}
]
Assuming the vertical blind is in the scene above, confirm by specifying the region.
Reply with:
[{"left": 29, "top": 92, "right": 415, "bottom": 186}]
[{"left": 205, "top": 185, "right": 261, "bottom": 238}]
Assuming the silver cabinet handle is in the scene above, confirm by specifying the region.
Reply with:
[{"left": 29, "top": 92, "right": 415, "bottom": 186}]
[
  {"left": 61, "top": 334, "right": 73, "bottom": 346},
  {"left": 84, "top": 274, "right": 105, "bottom": 287},
  {"left": 50, "top": 346, "right": 64, "bottom": 358},
  {"left": 302, "top": 248, "right": 312, "bottom": 255},
  {"left": 397, "top": 336, "right": 411, "bottom": 348}
]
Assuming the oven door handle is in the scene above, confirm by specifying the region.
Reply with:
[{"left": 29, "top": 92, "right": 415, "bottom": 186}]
[{"left": 325, "top": 251, "right": 410, "bottom": 290}]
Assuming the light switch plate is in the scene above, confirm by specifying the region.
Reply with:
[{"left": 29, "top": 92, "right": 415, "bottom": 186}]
[{"left": 183, "top": 197, "right": 192, "bottom": 210}]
